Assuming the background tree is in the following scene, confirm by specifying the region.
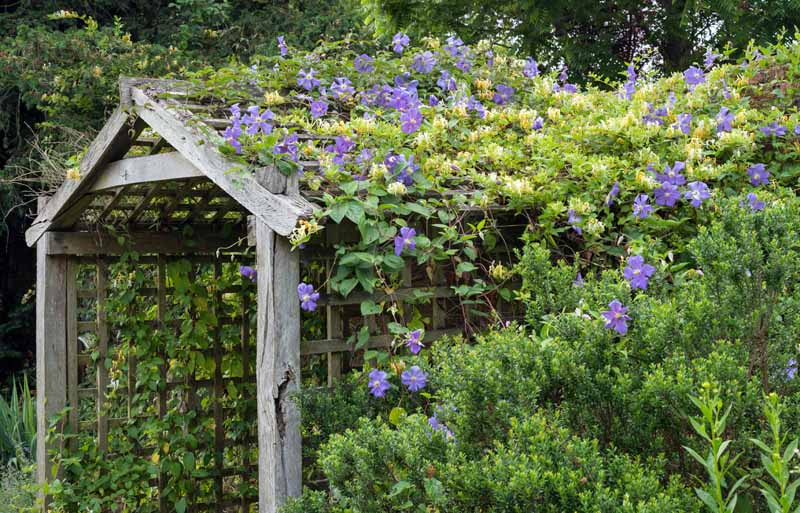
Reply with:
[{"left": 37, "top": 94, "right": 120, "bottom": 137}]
[{"left": 361, "top": 0, "right": 800, "bottom": 81}]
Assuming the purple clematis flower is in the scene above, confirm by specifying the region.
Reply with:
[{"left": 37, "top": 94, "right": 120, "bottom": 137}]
[
  {"left": 654, "top": 182, "right": 680, "bottom": 207},
  {"left": 493, "top": 84, "right": 514, "bottom": 105},
  {"left": 573, "top": 272, "right": 585, "bottom": 288},
  {"left": 605, "top": 181, "right": 620, "bottom": 206},
  {"left": 748, "top": 163, "right": 770, "bottom": 186},
  {"left": 406, "top": 329, "right": 424, "bottom": 354},
  {"left": 310, "top": 99, "right": 328, "bottom": 118},
  {"left": 675, "top": 113, "right": 692, "bottom": 135},
  {"left": 296, "top": 68, "right": 320, "bottom": 91},
  {"left": 436, "top": 70, "right": 457, "bottom": 91},
  {"left": 721, "top": 79, "right": 731, "bottom": 99},
  {"left": 684, "top": 181, "right": 711, "bottom": 207},
  {"left": 277, "top": 36, "right": 288, "bottom": 57},
  {"left": 532, "top": 116, "right": 544, "bottom": 131},
  {"left": 354, "top": 54, "right": 375, "bottom": 73},
  {"left": 428, "top": 414, "right": 456, "bottom": 441},
  {"left": 787, "top": 358, "right": 797, "bottom": 380},
  {"left": 331, "top": 77, "right": 355, "bottom": 98},
  {"left": 795, "top": 125, "right": 800, "bottom": 135},
  {"left": 523, "top": 57, "right": 540, "bottom": 78},
  {"left": 759, "top": 122, "right": 787, "bottom": 137},
  {"left": 656, "top": 161, "right": 686, "bottom": 186},
  {"left": 445, "top": 35, "right": 464, "bottom": 56},
  {"left": 239, "top": 265, "right": 257, "bottom": 282},
  {"left": 602, "top": 300, "right": 631, "bottom": 335},
  {"left": 428, "top": 94, "right": 439, "bottom": 106},
  {"left": 465, "top": 96, "right": 486, "bottom": 118},
  {"left": 394, "top": 227, "right": 417, "bottom": 256},
  {"left": 223, "top": 123, "right": 243, "bottom": 154},
  {"left": 567, "top": 209, "right": 582, "bottom": 234},
  {"left": 297, "top": 283, "right": 320, "bottom": 312},
  {"left": 624, "top": 255, "right": 655, "bottom": 290},
  {"left": 716, "top": 107, "right": 734, "bottom": 133},
  {"left": 622, "top": 80, "right": 636, "bottom": 100},
  {"left": 684, "top": 66, "right": 706, "bottom": 89},
  {"left": 401, "top": 366, "right": 427, "bottom": 392},
  {"left": 392, "top": 32, "right": 410, "bottom": 54},
  {"left": 400, "top": 107, "right": 423, "bottom": 134},
  {"left": 368, "top": 369, "right": 391, "bottom": 397},
  {"left": 243, "top": 106, "right": 274, "bottom": 135},
  {"left": 455, "top": 56, "right": 473, "bottom": 72},
  {"left": 633, "top": 194, "right": 654, "bottom": 219},
  {"left": 412, "top": 51, "right": 437, "bottom": 74},
  {"left": 273, "top": 133, "right": 299, "bottom": 161},
  {"left": 704, "top": 48, "right": 721, "bottom": 69},
  {"left": 745, "top": 192, "right": 765, "bottom": 211}
]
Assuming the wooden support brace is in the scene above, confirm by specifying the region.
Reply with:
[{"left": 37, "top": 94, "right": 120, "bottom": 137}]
[
  {"left": 255, "top": 219, "right": 302, "bottom": 513},
  {"left": 35, "top": 198, "right": 69, "bottom": 511}
]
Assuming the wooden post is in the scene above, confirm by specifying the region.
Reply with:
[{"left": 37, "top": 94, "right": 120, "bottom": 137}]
[
  {"left": 255, "top": 165, "right": 302, "bottom": 513},
  {"left": 36, "top": 198, "right": 69, "bottom": 510}
]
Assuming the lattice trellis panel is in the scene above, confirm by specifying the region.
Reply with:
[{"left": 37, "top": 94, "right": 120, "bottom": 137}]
[{"left": 65, "top": 254, "right": 259, "bottom": 513}]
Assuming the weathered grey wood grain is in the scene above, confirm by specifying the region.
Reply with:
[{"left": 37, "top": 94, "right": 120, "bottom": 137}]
[
  {"left": 35, "top": 198, "right": 69, "bottom": 511},
  {"left": 255, "top": 219, "right": 301, "bottom": 513},
  {"left": 26, "top": 109, "right": 144, "bottom": 246},
  {"left": 89, "top": 152, "right": 203, "bottom": 193},
  {"left": 131, "top": 86, "right": 316, "bottom": 237},
  {"left": 44, "top": 230, "right": 244, "bottom": 256}
]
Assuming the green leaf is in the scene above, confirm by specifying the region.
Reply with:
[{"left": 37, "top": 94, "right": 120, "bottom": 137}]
[
  {"left": 360, "top": 300, "right": 383, "bottom": 316},
  {"left": 456, "top": 262, "right": 478, "bottom": 274},
  {"left": 389, "top": 407, "right": 406, "bottom": 426},
  {"left": 355, "top": 325, "right": 371, "bottom": 350},
  {"left": 176, "top": 498, "right": 187, "bottom": 513}
]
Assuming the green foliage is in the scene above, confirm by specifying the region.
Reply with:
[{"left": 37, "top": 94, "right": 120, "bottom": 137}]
[
  {"left": 362, "top": 0, "right": 800, "bottom": 79},
  {"left": 0, "top": 463, "right": 36, "bottom": 512},
  {"left": 0, "top": 375, "right": 36, "bottom": 467}
]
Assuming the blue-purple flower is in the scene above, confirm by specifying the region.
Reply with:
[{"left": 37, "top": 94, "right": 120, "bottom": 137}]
[
  {"left": 392, "top": 32, "right": 410, "bottom": 54},
  {"left": 523, "top": 57, "right": 540, "bottom": 78},
  {"left": 684, "top": 66, "right": 706, "bottom": 89},
  {"left": 633, "top": 194, "right": 653, "bottom": 219},
  {"left": 428, "top": 95, "right": 439, "bottom": 106},
  {"left": 532, "top": 116, "right": 544, "bottom": 131},
  {"left": 296, "top": 68, "right": 320, "bottom": 91},
  {"left": 748, "top": 163, "right": 770, "bottom": 186},
  {"left": 602, "top": 300, "right": 631, "bottom": 335},
  {"left": 759, "top": 122, "right": 787, "bottom": 137},
  {"left": 624, "top": 255, "right": 655, "bottom": 290},
  {"left": 297, "top": 283, "right": 320, "bottom": 312},
  {"left": 787, "top": 358, "right": 797, "bottom": 380},
  {"left": 394, "top": 227, "right": 417, "bottom": 256},
  {"left": 239, "top": 265, "right": 257, "bottom": 282},
  {"left": 277, "top": 36, "right": 288, "bottom": 57},
  {"left": 684, "top": 181, "right": 711, "bottom": 207},
  {"left": 444, "top": 35, "right": 464, "bottom": 56},
  {"left": 436, "top": 70, "right": 457, "bottom": 91},
  {"left": 704, "top": 48, "right": 720, "bottom": 69},
  {"left": 273, "top": 133, "right": 299, "bottom": 160},
  {"left": 567, "top": 209, "right": 582, "bottom": 234},
  {"left": 654, "top": 182, "right": 680, "bottom": 207},
  {"left": 492, "top": 84, "right": 514, "bottom": 105},
  {"left": 465, "top": 96, "right": 486, "bottom": 118},
  {"left": 716, "top": 107, "right": 734, "bottom": 133},
  {"left": 573, "top": 272, "right": 585, "bottom": 288},
  {"left": 368, "top": 369, "right": 391, "bottom": 397},
  {"left": 675, "top": 113, "right": 692, "bottom": 135},
  {"left": 745, "top": 192, "right": 765, "bottom": 211},
  {"left": 354, "top": 54, "right": 375, "bottom": 73},
  {"left": 310, "top": 99, "right": 328, "bottom": 118},
  {"left": 428, "top": 414, "right": 455, "bottom": 441},
  {"left": 656, "top": 161, "right": 686, "bottom": 186},
  {"left": 243, "top": 106, "right": 274, "bottom": 135},
  {"left": 400, "top": 107, "right": 423, "bottom": 134},
  {"left": 401, "top": 366, "right": 428, "bottom": 392},
  {"left": 223, "top": 123, "right": 243, "bottom": 154},
  {"left": 406, "top": 329, "right": 424, "bottom": 354},
  {"left": 605, "top": 181, "right": 620, "bottom": 206},
  {"left": 330, "top": 77, "right": 355, "bottom": 98},
  {"left": 412, "top": 51, "right": 437, "bottom": 74}
]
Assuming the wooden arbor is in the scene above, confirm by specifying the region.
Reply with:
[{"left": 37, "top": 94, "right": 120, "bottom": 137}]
[{"left": 28, "top": 78, "right": 317, "bottom": 513}]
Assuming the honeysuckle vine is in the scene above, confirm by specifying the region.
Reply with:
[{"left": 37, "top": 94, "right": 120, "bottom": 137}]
[{"left": 161, "top": 32, "right": 800, "bottom": 397}]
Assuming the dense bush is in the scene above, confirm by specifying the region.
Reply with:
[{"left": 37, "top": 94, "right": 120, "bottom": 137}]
[{"left": 290, "top": 192, "right": 800, "bottom": 512}]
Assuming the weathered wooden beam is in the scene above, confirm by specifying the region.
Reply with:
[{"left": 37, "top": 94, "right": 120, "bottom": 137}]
[
  {"left": 89, "top": 152, "right": 204, "bottom": 193},
  {"left": 130, "top": 86, "right": 317, "bottom": 237},
  {"left": 255, "top": 220, "right": 302, "bottom": 513},
  {"left": 26, "top": 109, "right": 145, "bottom": 246},
  {"left": 35, "top": 199, "right": 68, "bottom": 511},
  {"left": 44, "top": 230, "right": 245, "bottom": 256}
]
